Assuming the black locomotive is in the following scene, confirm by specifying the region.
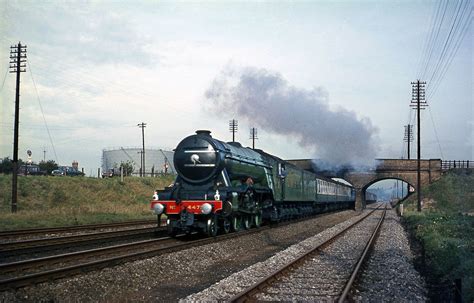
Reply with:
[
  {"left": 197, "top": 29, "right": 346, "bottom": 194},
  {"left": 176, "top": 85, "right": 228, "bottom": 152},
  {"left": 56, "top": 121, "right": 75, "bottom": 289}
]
[{"left": 151, "top": 130, "right": 356, "bottom": 236}]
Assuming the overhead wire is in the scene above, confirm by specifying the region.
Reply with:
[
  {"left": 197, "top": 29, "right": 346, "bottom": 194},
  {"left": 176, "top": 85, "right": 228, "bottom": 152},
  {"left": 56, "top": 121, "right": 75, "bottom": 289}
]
[
  {"left": 404, "top": 0, "right": 443, "bottom": 159},
  {"left": 420, "top": 0, "right": 450, "bottom": 80},
  {"left": 426, "top": 0, "right": 465, "bottom": 89},
  {"left": 0, "top": 67, "right": 8, "bottom": 92},
  {"left": 17, "top": 54, "right": 200, "bottom": 159},
  {"left": 0, "top": 122, "right": 137, "bottom": 130},
  {"left": 427, "top": 107, "right": 445, "bottom": 159},
  {"left": 423, "top": 0, "right": 471, "bottom": 158},
  {"left": 417, "top": 0, "right": 444, "bottom": 79},
  {"left": 23, "top": 52, "right": 198, "bottom": 121},
  {"left": 409, "top": 0, "right": 472, "bottom": 161},
  {"left": 27, "top": 58, "right": 59, "bottom": 163},
  {"left": 427, "top": 1, "right": 473, "bottom": 100}
]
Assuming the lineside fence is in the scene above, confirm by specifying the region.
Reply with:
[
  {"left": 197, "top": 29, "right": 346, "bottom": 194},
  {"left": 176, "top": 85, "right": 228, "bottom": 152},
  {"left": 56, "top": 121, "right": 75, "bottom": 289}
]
[{"left": 441, "top": 160, "right": 472, "bottom": 170}]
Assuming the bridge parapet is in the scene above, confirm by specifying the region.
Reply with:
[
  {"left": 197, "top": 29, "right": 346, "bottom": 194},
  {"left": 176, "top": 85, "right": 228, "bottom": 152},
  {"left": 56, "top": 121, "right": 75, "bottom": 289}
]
[{"left": 375, "top": 159, "right": 441, "bottom": 173}]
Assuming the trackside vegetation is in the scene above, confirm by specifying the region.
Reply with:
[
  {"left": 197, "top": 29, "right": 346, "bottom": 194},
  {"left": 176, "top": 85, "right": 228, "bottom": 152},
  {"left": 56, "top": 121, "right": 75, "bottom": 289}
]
[
  {"left": 0, "top": 174, "right": 175, "bottom": 230},
  {"left": 402, "top": 170, "right": 473, "bottom": 302}
]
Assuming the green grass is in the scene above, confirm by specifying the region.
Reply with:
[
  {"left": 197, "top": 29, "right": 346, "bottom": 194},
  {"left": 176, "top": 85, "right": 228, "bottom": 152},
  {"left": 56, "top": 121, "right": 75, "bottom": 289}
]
[
  {"left": 0, "top": 174, "right": 175, "bottom": 230},
  {"left": 402, "top": 170, "right": 474, "bottom": 301}
]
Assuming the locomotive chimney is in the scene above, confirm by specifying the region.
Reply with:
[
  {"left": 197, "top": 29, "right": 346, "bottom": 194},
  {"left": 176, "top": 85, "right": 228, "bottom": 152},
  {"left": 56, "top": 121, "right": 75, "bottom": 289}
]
[{"left": 196, "top": 130, "right": 212, "bottom": 137}]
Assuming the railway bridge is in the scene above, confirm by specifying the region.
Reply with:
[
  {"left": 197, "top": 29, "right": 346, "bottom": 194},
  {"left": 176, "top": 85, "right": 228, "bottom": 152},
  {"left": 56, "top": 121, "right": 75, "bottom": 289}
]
[{"left": 287, "top": 158, "right": 443, "bottom": 210}]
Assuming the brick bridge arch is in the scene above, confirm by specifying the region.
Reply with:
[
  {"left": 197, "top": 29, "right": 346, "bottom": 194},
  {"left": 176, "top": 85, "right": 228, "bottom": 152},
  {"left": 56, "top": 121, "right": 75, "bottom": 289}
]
[
  {"left": 343, "top": 159, "right": 442, "bottom": 210},
  {"left": 287, "top": 158, "right": 442, "bottom": 210}
]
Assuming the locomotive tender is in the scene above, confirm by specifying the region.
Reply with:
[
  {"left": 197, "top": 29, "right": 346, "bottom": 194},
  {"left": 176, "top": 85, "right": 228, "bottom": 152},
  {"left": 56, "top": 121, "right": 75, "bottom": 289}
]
[{"left": 150, "top": 130, "right": 356, "bottom": 236}]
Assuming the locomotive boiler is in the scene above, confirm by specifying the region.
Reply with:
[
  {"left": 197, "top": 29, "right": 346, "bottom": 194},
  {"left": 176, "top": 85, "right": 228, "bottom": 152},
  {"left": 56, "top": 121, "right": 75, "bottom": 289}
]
[{"left": 150, "top": 130, "right": 356, "bottom": 236}]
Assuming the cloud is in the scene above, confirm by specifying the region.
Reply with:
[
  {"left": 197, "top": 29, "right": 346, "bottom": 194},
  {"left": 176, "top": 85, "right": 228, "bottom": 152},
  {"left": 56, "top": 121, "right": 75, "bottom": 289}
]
[
  {"left": 205, "top": 66, "right": 380, "bottom": 166},
  {"left": 3, "top": 2, "right": 156, "bottom": 67}
]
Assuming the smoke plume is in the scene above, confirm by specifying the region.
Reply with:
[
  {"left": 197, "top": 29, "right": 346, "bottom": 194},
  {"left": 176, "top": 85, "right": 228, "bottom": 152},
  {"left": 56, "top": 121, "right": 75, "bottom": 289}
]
[{"left": 205, "top": 66, "right": 379, "bottom": 167}]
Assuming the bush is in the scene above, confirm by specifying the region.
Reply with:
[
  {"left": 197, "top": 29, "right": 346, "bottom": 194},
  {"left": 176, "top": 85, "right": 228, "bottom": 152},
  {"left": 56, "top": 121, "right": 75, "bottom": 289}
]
[{"left": 403, "top": 171, "right": 474, "bottom": 301}]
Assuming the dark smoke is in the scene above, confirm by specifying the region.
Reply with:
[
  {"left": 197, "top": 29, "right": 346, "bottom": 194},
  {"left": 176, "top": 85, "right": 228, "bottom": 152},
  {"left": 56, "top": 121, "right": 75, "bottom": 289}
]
[{"left": 205, "top": 66, "right": 379, "bottom": 167}]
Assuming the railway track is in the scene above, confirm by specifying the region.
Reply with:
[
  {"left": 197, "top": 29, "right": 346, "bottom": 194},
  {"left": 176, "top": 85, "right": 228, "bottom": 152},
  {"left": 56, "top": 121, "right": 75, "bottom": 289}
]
[
  {"left": 229, "top": 203, "right": 386, "bottom": 302},
  {"left": 0, "top": 227, "right": 166, "bottom": 262},
  {"left": 0, "top": 209, "right": 346, "bottom": 291},
  {"left": 0, "top": 219, "right": 157, "bottom": 238},
  {"left": 0, "top": 223, "right": 274, "bottom": 291}
]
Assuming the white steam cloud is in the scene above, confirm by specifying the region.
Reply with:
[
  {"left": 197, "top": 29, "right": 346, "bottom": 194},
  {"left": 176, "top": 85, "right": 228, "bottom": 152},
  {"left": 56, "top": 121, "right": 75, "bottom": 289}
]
[{"left": 205, "top": 66, "right": 379, "bottom": 167}]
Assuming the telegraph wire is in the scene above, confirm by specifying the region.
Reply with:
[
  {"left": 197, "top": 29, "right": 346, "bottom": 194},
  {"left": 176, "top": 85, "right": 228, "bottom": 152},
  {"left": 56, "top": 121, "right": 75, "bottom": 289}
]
[
  {"left": 420, "top": 0, "right": 450, "bottom": 80},
  {"left": 23, "top": 56, "right": 197, "bottom": 120},
  {"left": 427, "top": 2, "right": 473, "bottom": 99},
  {"left": 420, "top": 0, "right": 472, "bottom": 100},
  {"left": 410, "top": 0, "right": 472, "bottom": 161},
  {"left": 0, "top": 67, "right": 8, "bottom": 92},
  {"left": 400, "top": 92, "right": 417, "bottom": 159},
  {"left": 27, "top": 58, "right": 59, "bottom": 163},
  {"left": 426, "top": 0, "right": 465, "bottom": 87},
  {"left": 423, "top": 0, "right": 453, "bottom": 81},
  {"left": 22, "top": 54, "right": 192, "bottom": 116},
  {"left": 0, "top": 122, "right": 138, "bottom": 131},
  {"left": 417, "top": 0, "right": 444, "bottom": 79},
  {"left": 427, "top": 107, "right": 445, "bottom": 159}
]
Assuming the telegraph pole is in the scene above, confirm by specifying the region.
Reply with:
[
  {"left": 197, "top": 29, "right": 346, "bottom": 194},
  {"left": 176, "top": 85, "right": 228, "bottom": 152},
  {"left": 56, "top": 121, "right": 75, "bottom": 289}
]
[
  {"left": 410, "top": 80, "right": 427, "bottom": 212},
  {"left": 137, "top": 122, "right": 146, "bottom": 177},
  {"left": 10, "top": 42, "right": 27, "bottom": 213},
  {"left": 137, "top": 151, "right": 143, "bottom": 177},
  {"left": 404, "top": 124, "right": 413, "bottom": 160},
  {"left": 229, "top": 119, "right": 238, "bottom": 142},
  {"left": 249, "top": 127, "right": 258, "bottom": 149},
  {"left": 404, "top": 124, "right": 413, "bottom": 197}
]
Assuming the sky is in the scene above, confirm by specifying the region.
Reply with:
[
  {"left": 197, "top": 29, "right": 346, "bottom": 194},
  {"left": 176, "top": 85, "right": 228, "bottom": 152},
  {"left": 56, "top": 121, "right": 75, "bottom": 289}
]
[{"left": 0, "top": 0, "right": 472, "bottom": 176}]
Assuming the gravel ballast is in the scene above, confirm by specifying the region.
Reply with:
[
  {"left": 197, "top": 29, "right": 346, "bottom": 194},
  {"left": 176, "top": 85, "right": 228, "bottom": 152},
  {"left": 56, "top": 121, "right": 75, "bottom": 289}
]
[
  {"left": 183, "top": 204, "right": 427, "bottom": 302},
  {"left": 0, "top": 210, "right": 357, "bottom": 302},
  {"left": 353, "top": 208, "right": 427, "bottom": 302},
  {"left": 182, "top": 206, "right": 379, "bottom": 302}
]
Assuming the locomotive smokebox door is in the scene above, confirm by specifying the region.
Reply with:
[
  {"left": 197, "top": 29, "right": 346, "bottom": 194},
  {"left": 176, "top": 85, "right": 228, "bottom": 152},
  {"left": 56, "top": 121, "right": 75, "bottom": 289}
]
[{"left": 173, "top": 130, "right": 225, "bottom": 184}]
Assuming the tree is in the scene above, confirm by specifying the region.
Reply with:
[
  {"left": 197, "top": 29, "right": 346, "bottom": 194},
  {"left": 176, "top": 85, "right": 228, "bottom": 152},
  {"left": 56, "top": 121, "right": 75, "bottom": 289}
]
[
  {"left": 0, "top": 157, "right": 25, "bottom": 174},
  {"left": 120, "top": 160, "right": 134, "bottom": 176},
  {"left": 39, "top": 160, "right": 59, "bottom": 174}
]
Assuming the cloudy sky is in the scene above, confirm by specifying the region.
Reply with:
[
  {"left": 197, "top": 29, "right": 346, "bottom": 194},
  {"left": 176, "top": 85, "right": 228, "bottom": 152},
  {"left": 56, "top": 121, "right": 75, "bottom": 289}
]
[{"left": 0, "top": 0, "right": 472, "bottom": 175}]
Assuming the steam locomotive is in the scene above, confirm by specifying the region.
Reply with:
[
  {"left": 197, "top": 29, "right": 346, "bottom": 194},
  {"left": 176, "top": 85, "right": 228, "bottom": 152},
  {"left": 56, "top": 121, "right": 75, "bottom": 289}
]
[{"left": 150, "top": 130, "right": 356, "bottom": 236}]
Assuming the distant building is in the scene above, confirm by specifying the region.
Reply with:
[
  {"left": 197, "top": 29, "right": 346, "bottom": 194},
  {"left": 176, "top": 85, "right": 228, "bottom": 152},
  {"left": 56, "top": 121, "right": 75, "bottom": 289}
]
[{"left": 101, "top": 147, "right": 175, "bottom": 176}]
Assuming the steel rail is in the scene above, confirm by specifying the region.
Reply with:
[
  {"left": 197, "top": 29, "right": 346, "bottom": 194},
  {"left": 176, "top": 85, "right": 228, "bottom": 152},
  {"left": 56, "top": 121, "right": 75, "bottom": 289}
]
[
  {"left": 0, "top": 207, "right": 357, "bottom": 291},
  {"left": 0, "top": 219, "right": 157, "bottom": 237},
  {"left": 229, "top": 203, "right": 385, "bottom": 303},
  {"left": 0, "top": 223, "right": 274, "bottom": 291},
  {"left": 338, "top": 205, "right": 387, "bottom": 302},
  {"left": 0, "top": 227, "right": 165, "bottom": 256},
  {"left": 1, "top": 207, "right": 333, "bottom": 255},
  {"left": 0, "top": 235, "right": 176, "bottom": 275},
  {"left": 0, "top": 237, "right": 178, "bottom": 278}
]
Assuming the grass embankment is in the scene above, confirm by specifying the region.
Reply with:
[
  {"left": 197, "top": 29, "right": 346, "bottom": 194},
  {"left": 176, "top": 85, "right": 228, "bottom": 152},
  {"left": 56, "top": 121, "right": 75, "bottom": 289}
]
[
  {"left": 0, "top": 175, "right": 175, "bottom": 230},
  {"left": 402, "top": 170, "right": 474, "bottom": 301}
]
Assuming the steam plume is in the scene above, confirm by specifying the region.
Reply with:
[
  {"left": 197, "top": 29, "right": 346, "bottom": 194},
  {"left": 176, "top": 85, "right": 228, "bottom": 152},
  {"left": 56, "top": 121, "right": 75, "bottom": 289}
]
[{"left": 205, "top": 66, "right": 379, "bottom": 167}]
